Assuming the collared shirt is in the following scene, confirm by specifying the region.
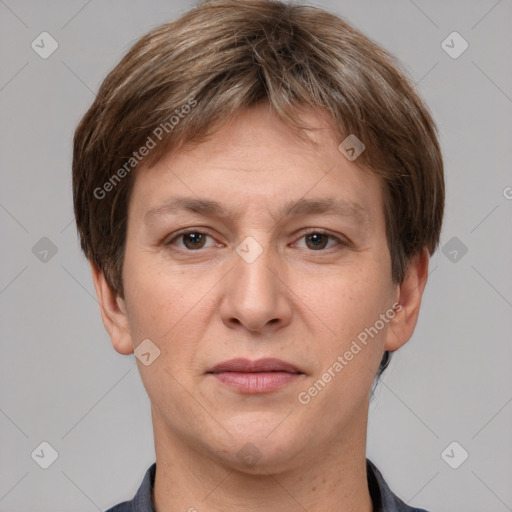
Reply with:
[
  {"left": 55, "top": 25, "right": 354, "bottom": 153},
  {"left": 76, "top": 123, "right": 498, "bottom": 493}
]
[{"left": 105, "top": 459, "right": 430, "bottom": 512}]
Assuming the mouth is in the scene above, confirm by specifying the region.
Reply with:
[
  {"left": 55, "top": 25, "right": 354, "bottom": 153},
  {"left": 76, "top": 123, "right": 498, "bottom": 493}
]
[{"left": 207, "top": 358, "right": 304, "bottom": 394}]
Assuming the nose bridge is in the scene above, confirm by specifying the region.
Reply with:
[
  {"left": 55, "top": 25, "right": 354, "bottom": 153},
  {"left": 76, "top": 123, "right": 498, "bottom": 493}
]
[
  {"left": 233, "top": 236, "right": 277, "bottom": 305},
  {"left": 220, "top": 235, "right": 290, "bottom": 331},
  {"left": 237, "top": 248, "right": 274, "bottom": 295}
]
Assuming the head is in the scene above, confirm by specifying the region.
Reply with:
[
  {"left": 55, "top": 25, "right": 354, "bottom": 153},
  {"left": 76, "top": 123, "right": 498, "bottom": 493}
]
[{"left": 73, "top": 0, "right": 443, "bottom": 471}]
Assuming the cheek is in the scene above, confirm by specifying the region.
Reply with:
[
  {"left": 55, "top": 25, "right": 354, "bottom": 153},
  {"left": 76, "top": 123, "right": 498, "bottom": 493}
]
[
  {"left": 122, "top": 245, "right": 185, "bottom": 334},
  {"left": 122, "top": 252, "right": 217, "bottom": 367},
  {"left": 296, "top": 271, "right": 391, "bottom": 421},
  {"left": 123, "top": 269, "right": 206, "bottom": 406},
  {"left": 295, "top": 261, "right": 393, "bottom": 408},
  {"left": 300, "top": 259, "right": 392, "bottom": 344}
]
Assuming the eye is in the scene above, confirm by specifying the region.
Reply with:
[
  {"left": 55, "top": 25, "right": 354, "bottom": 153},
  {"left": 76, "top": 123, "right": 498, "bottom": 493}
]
[
  {"left": 167, "top": 230, "right": 218, "bottom": 250},
  {"left": 294, "top": 231, "right": 343, "bottom": 251}
]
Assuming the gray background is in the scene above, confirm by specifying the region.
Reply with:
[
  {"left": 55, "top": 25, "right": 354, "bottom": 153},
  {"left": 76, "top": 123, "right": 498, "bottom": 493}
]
[{"left": 1, "top": 0, "right": 511, "bottom": 510}]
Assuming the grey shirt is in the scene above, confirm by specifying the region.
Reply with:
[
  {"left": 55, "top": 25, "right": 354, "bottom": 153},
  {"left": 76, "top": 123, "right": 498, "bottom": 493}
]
[{"left": 105, "top": 459, "right": 430, "bottom": 512}]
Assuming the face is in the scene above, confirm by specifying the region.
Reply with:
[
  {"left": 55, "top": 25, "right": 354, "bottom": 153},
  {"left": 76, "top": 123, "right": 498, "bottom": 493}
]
[{"left": 95, "top": 104, "right": 424, "bottom": 473}]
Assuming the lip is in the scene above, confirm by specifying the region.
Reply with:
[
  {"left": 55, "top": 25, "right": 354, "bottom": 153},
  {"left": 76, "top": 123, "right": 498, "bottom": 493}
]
[
  {"left": 209, "top": 358, "right": 302, "bottom": 374},
  {"left": 207, "top": 358, "right": 304, "bottom": 394}
]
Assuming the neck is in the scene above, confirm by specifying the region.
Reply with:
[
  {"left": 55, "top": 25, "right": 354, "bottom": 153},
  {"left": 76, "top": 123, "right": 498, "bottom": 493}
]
[{"left": 152, "top": 405, "right": 373, "bottom": 512}]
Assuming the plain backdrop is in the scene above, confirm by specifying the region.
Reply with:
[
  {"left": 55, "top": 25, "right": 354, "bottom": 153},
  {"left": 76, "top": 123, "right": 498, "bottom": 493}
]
[{"left": 1, "top": 0, "right": 511, "bottom": 511}]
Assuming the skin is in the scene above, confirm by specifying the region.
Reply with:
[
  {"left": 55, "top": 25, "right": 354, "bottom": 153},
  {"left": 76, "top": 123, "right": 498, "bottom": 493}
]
[{"left": 91, "top": 103, "right": 429, "bottom": 512}]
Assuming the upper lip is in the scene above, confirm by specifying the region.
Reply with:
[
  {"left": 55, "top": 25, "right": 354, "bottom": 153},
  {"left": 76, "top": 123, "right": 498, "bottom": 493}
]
[{"left": 208, "top": 358, "right": 302, "bottom": 374}]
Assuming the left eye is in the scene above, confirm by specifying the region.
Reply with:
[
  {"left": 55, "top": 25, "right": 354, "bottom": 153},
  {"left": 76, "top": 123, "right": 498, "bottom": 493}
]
[{"left": 295, "top": 232, "right": 340, "bottom": 250}]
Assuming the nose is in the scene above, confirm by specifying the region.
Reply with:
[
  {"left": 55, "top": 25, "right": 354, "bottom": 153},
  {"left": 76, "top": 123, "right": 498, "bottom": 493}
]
[{"left": 219, "top": 240, "right": 293, "bottom": 334}]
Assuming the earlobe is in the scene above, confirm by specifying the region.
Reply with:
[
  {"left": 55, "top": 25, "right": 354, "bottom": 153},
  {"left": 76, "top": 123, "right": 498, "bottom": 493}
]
[
  {"left": 89, "top": 262, "right": 134, "bottom": 355},
  {"left": 384, "top": 249, "right": 429, "bottom": 352}
]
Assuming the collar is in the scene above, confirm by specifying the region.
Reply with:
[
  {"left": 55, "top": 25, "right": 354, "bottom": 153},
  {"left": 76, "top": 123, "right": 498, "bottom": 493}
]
[{"left": 106, "top": 459, "right": 430, "bottom": 512}]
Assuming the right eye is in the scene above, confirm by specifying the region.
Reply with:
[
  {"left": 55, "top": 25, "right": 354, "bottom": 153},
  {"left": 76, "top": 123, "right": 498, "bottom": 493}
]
[{"left": 166, "top": 230, "right": 219, "bottom": 250}]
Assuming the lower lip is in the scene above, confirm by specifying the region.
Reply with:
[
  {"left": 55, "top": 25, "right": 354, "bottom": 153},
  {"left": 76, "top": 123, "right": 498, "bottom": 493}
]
[{"left": 211, "top": 372, "right": 302, "bottom": 393}]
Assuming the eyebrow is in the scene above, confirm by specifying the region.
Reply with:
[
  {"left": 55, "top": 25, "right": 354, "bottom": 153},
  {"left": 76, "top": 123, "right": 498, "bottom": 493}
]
[{"left": 144, "top": 196, "right": 371, "bottom": 225}]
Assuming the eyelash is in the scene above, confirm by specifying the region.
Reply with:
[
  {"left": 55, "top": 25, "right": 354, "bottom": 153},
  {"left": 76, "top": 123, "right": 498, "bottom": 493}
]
[{"left": 165, "top": 228, "right": 348, "bottom": 251}]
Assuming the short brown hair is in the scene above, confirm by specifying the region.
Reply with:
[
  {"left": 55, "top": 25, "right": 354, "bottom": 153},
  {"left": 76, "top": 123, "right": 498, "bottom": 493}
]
[{"left": 73, "top": 0, "right": 444, "bottom": 300}]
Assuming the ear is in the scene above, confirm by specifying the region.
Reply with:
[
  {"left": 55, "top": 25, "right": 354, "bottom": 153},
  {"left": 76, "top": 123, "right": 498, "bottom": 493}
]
[
  {"left": 89, "top": 262, "right": 134, "bottom": 355},
  {"left": 384, "top": 248, "right": 429, "bottom": 352}
]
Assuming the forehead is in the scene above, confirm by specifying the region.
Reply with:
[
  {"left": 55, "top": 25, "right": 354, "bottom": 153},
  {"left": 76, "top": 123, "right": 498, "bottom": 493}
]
[{"left": 129, "top": 104, "right": 384, "bottom": 225}]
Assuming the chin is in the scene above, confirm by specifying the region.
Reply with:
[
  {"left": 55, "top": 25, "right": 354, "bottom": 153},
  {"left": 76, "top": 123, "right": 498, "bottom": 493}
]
[
  {"left": 216, "top": 443, "right": 301, "bottom": 476},
  {"left": 213, "top": 420, "right": 306, "bottom": 474}
]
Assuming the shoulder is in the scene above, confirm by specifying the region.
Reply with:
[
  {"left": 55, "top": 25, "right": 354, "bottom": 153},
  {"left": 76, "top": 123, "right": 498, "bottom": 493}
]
[
  {"left": 104, "top": 463, "right": 157, "bottom": 512},
  {"left": 367, "top": 459, "right": 432, "bottom": 512},
  {"left": 104, "top": 502, "right": 132, "bottom": 512}
]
